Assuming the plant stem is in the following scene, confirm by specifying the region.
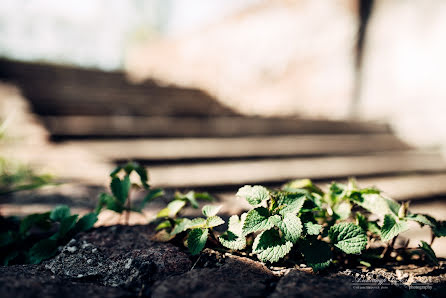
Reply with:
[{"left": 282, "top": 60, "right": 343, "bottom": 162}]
[{"left": 430, "top": 233, "right": 436, "bottom": 246}]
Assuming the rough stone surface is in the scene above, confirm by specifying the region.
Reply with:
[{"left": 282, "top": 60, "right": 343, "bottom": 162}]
[
  {"left": 0, "top": 265, "right": 130, "bottom": 298},
  {"left": 44, "top": 225, "right": 192, "bottom": 292},
  {"left": 151, "top": 252, "right": 276, "bottom": 298},
  {"left": 1, "top": 224, "right": 445, "bottom": 298}
]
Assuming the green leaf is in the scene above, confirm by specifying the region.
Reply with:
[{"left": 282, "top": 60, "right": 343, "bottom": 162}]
[
  {"left": 276, "top": 192, "right": 306, "bottom": 215},
  {"left": 52, "top": 215, "right": 78, "bottom": 240},
  {"left": 356, "top": 194, "right": 400, "bottom": 217},
  {"left": 74, "top": 213, "right": 97, "bottom": 233},
  {"left": 202, "top": 205, "right": 222, "bottom": 217},
  {"left": 277, "top": 214, "right": 302, "bottom": 243},
  {"left": 188, "top": 228, "right": 208, "bottom": 255},
  {"left": 356, "top": 212, "right": 381, "bottom": 236},
  {"left": 236, "top": 185, "right": 270, "bottom": 206},
  {"left": 206, "top": 216, "right": 224, "bottom": 228},
  {"left": 299, "top": 239, "right": 332, "bottom": 272},
  {"left": 329, "top": 222, "right": 367, "bottom": 254},
  {"left": 252, "top": 229, "right": 293, "bottom": 263},
  {"left": 110, "top": 176, "right": 130, "bottom": 204},
  {"left": 28, "top": 239, "right": 59, "bottom": 264},
  {"left": 170, "top": 218, "right": 192, "bottom": 235},
  {"left": 219, "top": 214, "right": 247, "bottom": 250},
  {"left": 155, "top": 220, "right": 171, "bottom": 231},
  {"left": 242, "top": 207, "right": 276, "bottom": 235},
  {"left": 19, "top": 212, "right": 51, "bottom": 235},
  {"left": 406, "top": 213, "right": 435, "bottom": 227},
  {"left": 109, "top": 165, "right": 122, "bottom": 177},
  {"left": 305, "top": 222, "right": 322, "bottom": 236},
  {"left": 419, "top": 240, "right": 439, "bottom": 265},
  {"left": 50, "top": 205, "right": 71, "bottom": 221},
  {"left": 186, "top": 218, "right": 207, "bottom": 229},
  {"left": 139, "top": 188, "right": 164, "bottom": 209},
  {"left": 157, "top": 200, "right": 186, "bottom": 218},
  {"left": 194, "top": 192, "right": 214, "bottom": 202},
  {"left": 134, "top": 164, "right": 149, "bottom": 188},
  {"left": 381, "top": 214, "right": 409, "bottom": 241},
  {"left": 433, "top": 221, "right": 446, "bottom": 237},
  {"left": 0, "top": 231, "right": 14, "bottom": 247},
  {"left": 333, "top": 202, "right": 351, "bottom": 220}
]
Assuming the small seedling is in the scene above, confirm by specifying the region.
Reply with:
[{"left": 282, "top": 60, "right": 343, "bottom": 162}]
[{"left": 95, "top": 162, "right": 164, "bottom": 224}]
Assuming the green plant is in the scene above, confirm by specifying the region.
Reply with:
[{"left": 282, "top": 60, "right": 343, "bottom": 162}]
[
  {"left": 0, "top": 158, "right": 53, "bottom": 196},
  {"left": 95, "top": 162, "right": 164, "bottom": 224},
  {"left": 0, "top": 205, "right": 97, "bottom": 265},
  {"left": 156, "top": 178, "right": 446, "bottom": 271}
]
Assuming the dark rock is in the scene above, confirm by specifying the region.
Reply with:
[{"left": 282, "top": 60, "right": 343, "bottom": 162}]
[
  {"left": 269, "top": 269, "right": 404, "bottom": 298},
  {"left": 45, "top": 225, "right": 191, "bottom": 292},
  {"left": 151, "top": 254, "right": 276, "bottom": 297},
  {"left": 0, "top": 265, "right": 130, "bottom": 298}
]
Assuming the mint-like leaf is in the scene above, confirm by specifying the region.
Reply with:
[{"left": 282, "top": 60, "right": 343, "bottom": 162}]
[
  {"left": 277, "top": 214, "right": 302, "bottom": 243},
  {"left": 357, "top": 194, "right": 400, "bottom": 217},
  {"left": 299, "top": 239, "right": 332, "bottom": 272},
  {"left": 206, "top": 215, "right": 224, "bottom": 228},
  {"left": 252, "top": 229, "right": 293, "bottom": 263},
  {"left": 329, "top": 222, "right": 367, "bottom": 254},
  {"left": 219, "top": 214, "right": 247, "bottom": 250},
  {"left": 419, "top": 240, "right": 439, "bottom": 265},
  {"left": 242, "top": 207, "right": 274, "bottom": 235},
  {"left": 188, "top": 228, "right": 208, "bottom": 255},
  {"left": 381, "top": 214, "right": 408, "bottom": 241},
  {"left": 305, "top": 222, "right": 322, "bottom": 235},
  {"left": 236, "top": 185, "right": 269, "bottom": 206},
  {"left": 202, "top": 205, "right": 222, "bottom": 217},
  {"left": 406, "top": 214, "right": 435, "bottom": 227},
  {"left": 74, "top": 213, "right": 97, "bottom": 233},
  {"left": 157, "top": 199, "right": 186, "bottom": 218},
  {"left": 276, "top": 192, "right": 306, "bottom": 215}
]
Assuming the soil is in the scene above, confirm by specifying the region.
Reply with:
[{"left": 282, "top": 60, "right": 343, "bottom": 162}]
[{"left": 1, "top": 224, "right": 445, "bottom": 298}]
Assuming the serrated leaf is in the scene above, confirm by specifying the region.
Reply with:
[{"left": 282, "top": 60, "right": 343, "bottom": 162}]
[
  {"left": 188, "top": 228, "right": 208, "bottom": 255},
  {"left": 242, "top": 207, "right": 275, "bottom": 235},
  {"left": 50, "top": 205, "right": 71, "bottom": 221},
  {"left": 276, "top": 192, "right": 306, "bottom": 215},
  {"left": 305, "top": 222, "right": 322, "bottom": 235},
  {"left": 206, "top": 216, "right": 224, "bottom": 228},
  {"left": 28, "top": 239, "right": 59, "bottom": 264},
  {"left": 299, "top": 239, "right": 332, "bottom": 272},
  {"left": 406, "top": 214, "right": 436, "bottom": 227},
  {"left": 419, "top": 240, "right": 439, "bottom": 265},
  {"left": 381, "top": 214, "right": 409, "bottom": 241},
  {"left": 357, "top": 194, "right": 400, "bottom": 217},
  {"left": 202, "top": 205, "right": 222, "bottom": 217},
  {"left": 277, "top": 214, "right": 302, "bottom": 243},
  {"left": 219, "top": 214, "right": 247, "bottom": 250},
  {"left": 74, "top": 213, "right": 97, "bottom": 233},
  {"left": 236, "top": 185, "right": 270, "bottom": 206},
  {"left": 252, "top": 229, "right": 293, "bottom": 263},
  {"left": 329, "top": 222, "right": 367, "bottom": 254},
  {"left": 356, "top": 212, "right": 381, "bottom": 236},
  {"left": 185, "top": 218, "right": 207, "bottom": 230}
]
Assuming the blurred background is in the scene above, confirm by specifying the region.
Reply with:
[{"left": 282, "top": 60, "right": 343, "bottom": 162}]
[{"left": 1, "top": 0, "right": 446, "bottom": 254}]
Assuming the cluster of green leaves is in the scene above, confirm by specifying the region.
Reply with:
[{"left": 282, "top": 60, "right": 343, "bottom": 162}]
[
  {"left": 155, "top": 178, "right": 445, "bottom": 271},
  {"left": 0, "top": 205, "right": 97, "bottom": 265},
  {"left": 0, "top": 158, "right": 53, "bottom": 196},
  {"left": 95, "top": 162, "right": 164, "bottom": 221}
]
